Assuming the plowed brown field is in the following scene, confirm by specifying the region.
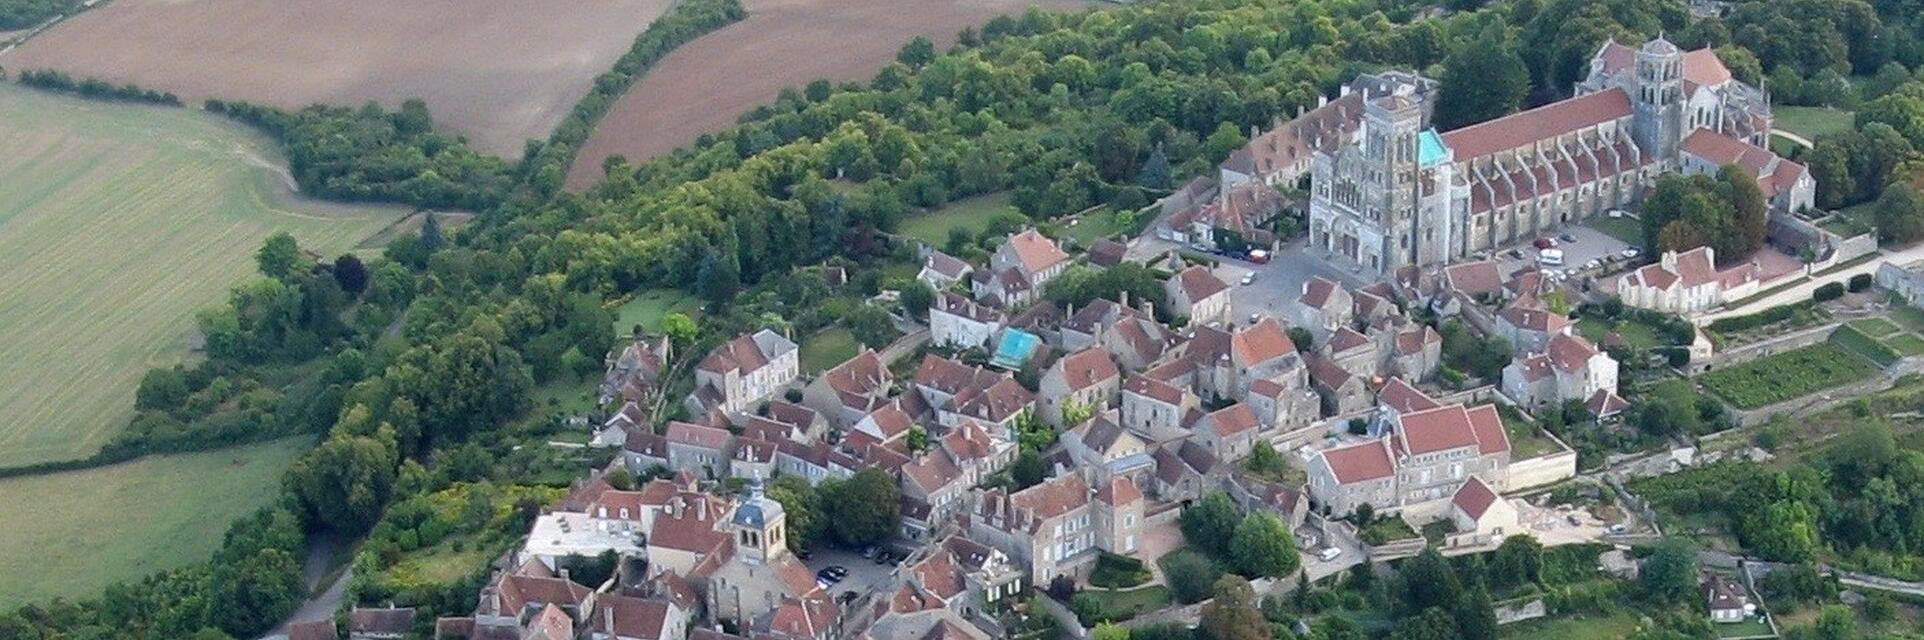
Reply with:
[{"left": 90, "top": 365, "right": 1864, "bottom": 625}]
[
  {"left": 0, "top": 0, "right": 673, "bottom": 157},
  {"left": 564, "top": 0, "right": 1089, "bottom": 190}
]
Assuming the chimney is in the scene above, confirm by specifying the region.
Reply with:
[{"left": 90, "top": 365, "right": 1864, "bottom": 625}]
[
  {"left": 1118, "top": 290, "right": 1129, "bottom": 309},
  {"left": 604, "top": 601, "right": 614, "bottom": 633}
]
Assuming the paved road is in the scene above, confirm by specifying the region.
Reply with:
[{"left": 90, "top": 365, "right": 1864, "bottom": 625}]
[
  {"left": 1772, "top": 129, "right": 1815, "bottom": 149},
  {"left": 1700, "top": 245, "right": 1924, "bottom": 323},
  {"left": 257, "top": 568, "right": 352, "bottom": 640}
]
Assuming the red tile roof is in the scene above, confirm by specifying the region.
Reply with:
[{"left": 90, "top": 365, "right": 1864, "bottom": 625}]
[
  {"left": 1395, "top": 326, "right": 1440, "bottom": 356},
  {"left": 590, "top": 595, "right": 672, "bottom": 640},
  {"left": 1466, "top": 404, "right": 1510, "bottom": 456},
  {"left": 1320, "top": 440, "right": 1394, "bottom": 484},
  {"left": 1396, "top": 405, "right": 1481, "bottom": 456},
  {"left": 665, "top": 421, "right": 733, "bottom": 450},
  {"left": 1005, "top": 229, "right": 1069, "bottom": 274},
  {"left": 1095, "top": 475, "right": 1144, "bottom": 506},
  {"left": 1203, "top": 403, "right": 1260, "bottom": 438},
  {"left": 1441, "top": 88, "right": 1632, "bottom": 161},
  {"left": 1546, "top": 333, "right": 1600, "bottom": 373},
  {"left": 1587, "top": 388, "right": 1630, "bottom": 418},
  {"left": 1300, "top": 276, "right": 1342, "bottom": 310},
  {"left": 1328, "top": 327, "right": 1371, "bottom": 353},
  {"left": 1452, "top": 476, "right": 1500, "bottom": 519},
  {"left": 1233, "top": 318, "right": 1297, "bottom": 364},
  {"left": 1124, "top": 375, "right": 1185, "bottom": 405},
  {"left": 1377, "top": 377, "right": 1439, "bottom": 412},
  {"left": 1055, "top": 347, "right": 1120, "bottom": 392},
  {"left": 1443, "top": 260, "right": 1504, "bottom": 296},
  {"left": 1010, "top": 474, "right": 1092, "bottom": 526},
  {"left": 902, "top": 450, "right": 964, "bottom": 493},
  {"left": 1172, "top": 265, "right": 1229, "bottom": 303}
]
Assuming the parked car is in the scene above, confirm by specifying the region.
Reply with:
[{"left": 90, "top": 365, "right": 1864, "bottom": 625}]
[
  {"left": 1559, "top": 233, "right": 1577, "bottom": 243},
  {"left": 1318, "top": 547, "right": 1343, "bottom": 562},
  {"left": 1620, "top": 248, "right": 1642, "bottom": 259},
  {"left": 873, "top": 551, "right": 892, "bottom": 565},
  {"left": 1534, "top": 237, "right": 1557, "bottom": 249},
  {"left": 1240, "top": 273, "right": 1256, "bottom": 285},
  {"left": 1539, "top": 248, "right": 1565, "bottom": 266},
  {"left": 817, "top": 568, "right": 846, "bottom": 585},
  {"left": 1507, "top": 249, "right": 1525, "bottom": 259},
  {"left": 1247, "top": 249, "right": 1271, "bottom": 264}
]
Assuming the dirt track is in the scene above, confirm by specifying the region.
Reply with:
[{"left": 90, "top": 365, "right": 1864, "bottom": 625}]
[
  {"left": 564, "top": 0, "right": 1091, "bottom": 190},
  {"left": 0, "top": 0, "right": 672, "bottom": 157}
]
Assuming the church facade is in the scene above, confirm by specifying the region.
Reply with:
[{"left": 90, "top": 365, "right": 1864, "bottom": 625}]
[{"left": 1308, "top": 37, "right": 1801, "bottom": 274}]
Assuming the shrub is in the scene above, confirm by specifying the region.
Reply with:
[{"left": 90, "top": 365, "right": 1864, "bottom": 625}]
[
  {"left": 1090, "top": 552, "right": 1153, "bottom": 588},
  {"left": 1048, "top": 574, "right": 1077, "bottom": 601},
  {"left": 1707, "top": 302, "right": 1806, "bottom": 333},
  {"left": 1814, "top": 281, "right": 1845, "bottom": 302},
  {"left": 1161, "top": 550, "right": 1222, "bottom": 604},
  {"left": 1849, "top": 273, "right": 1873, "bottom": 292}
]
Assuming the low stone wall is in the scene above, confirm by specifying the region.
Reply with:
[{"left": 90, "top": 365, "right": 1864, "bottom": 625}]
[
  {"left": 1730, "top": 360, "right": 1924, "bottom": 427},
  {"left": 1509, "top": 451, "right": 1579, "bottom": 491},
  {"left": 1494, "top": 598, "right": 1547, "bottom": 625},
  {"left": 1687, "top": 322, "right": 1838, "bottom": 376}
]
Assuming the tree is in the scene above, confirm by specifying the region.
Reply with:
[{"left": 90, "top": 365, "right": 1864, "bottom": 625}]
[
  {"left": 1180, "top": 492, "right": 1240, "bottom": 556},
  {"left": 847, "top": 304, "right": 897, "bottom": 348},
  {"left": 286, "top": 434, "right": 397, "bottom": 534},
  {"left": 1139, "top": 143, "right": 1172, "bottom": 190},
  {"left": 897, "top": 35, "right": 936, "bottom": 68},
  {"left": 899, "top": 280, "right": 934, "bottom": 319},
  {"left": 1434, "top": 26, "right": 1530, "bottom": 130},
  {"left": 1453, "top": 583, "right": 1499, "bottom": 640},
  {"left": 824, "top": 468, "right": 900, "bottom": 546},
  {"left": 332, "top": 253, "right": 368, "bottom": 296},
  {"left": 1640, "top": 537, "right": 1699, "bottom": 605},
  {"left": 255, "top": 232, "right": 302, "bottom": 281},
  {"left": 768, "top": 475, "right": 820, "bottom": 551},
  {"left": 1388, "top": 606, "right": 1459, "bottom": 640},
  {"left": 1091, "top": 622, "right": 1130, "bottom": 640},
  {"left": 1394, "top": 548, "right": 1460, "bottom": 615},
  {"left": 1011, "top": 449, "right": 1048, "bottom": 489},
  {"left": 419, "top": 212, "right": 445, "bottom": 252},
  {"left": 1813, "top": 605, "right": 1856, "bottom": 640},
  {"left": 136, "top": 366, "right": 190, "bottom": 411},
  {"left": 1230, "top": 513, "right": 1300, "bottom": 578},
  {"left": 660, "top": 312, "right": 697, "bottom": 347},
  {"left": 1717, "top": 165, "right": 1768, "bottom": 257},
  {"left": 1164, "top": 551, "right": 1221, "bottom": 604},
  {"left": 697, "top": 250, "right": 741, "bottom": 304},
  {"left": 1488, "top": 534, "right": 1543, "bottom": 590},
  {"left": 906, "top": 427, "right": 929, "bottom": 452},
  {"left": 1200, "top": 575, "right": 1267, "bottom": 640},
  {"left": 1877, "top": 183, "right": 1924, "bottom": 244},
  {"left": 1313, "top": 615, "right": 1368, "bottom": 640}
]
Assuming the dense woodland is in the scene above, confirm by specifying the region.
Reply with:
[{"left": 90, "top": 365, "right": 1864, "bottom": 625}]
[
  {"left": 15, "top": 0, "right": 1924, "bottom": 638},
  {"left": 0, "top": 0, "right": 77, "bottom": 30}
]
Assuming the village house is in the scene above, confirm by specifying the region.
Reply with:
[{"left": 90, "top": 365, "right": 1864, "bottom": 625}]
[
  {"left": 1615, "top": 246, "right": 1760, "bottom": 315},
  {"left": 1296, "top": 277, "right": 1354, "bottom": 341},
  {"left": 801, "top": 349, "right": 892, "bottom": 429},
  {"left": 623, "top": 428, "right": 672, "bottom": 475},
  {"left": 603, "top": 335, "right": 668, "bottom": 409},
  {"left": 1388, "top": 325, "right": 1444, "bottom": 381},
  {"left": 664, "top": 422, "right": 736, "bottom": 479},
  {"left": 1494, "top": 293, "right": 1573, "bottom": 354},
  {"left": 1305, "top": 353, "right": 1371, "bottom": 416},
  {"left": 918, "top": 250, "right": 975, "bottom": 291},
  {"left": 435, "top": 558, "right": 598, "bottom": 640},
  {"left": 973, "top": 229, "right": 1070, "bottom": 308},
  {"left": 856, "top": 536, "right": 1022, "bottom": 640},
  {"left": 687, "top": 330, "right": 799, "bottom": 417},
  {"left": 1226, "top": 475, "right": 1310, "bottom": 529},
  {"left": 1447, "top": 476, "right": 1519, "bottom": 544},
  {"left": 1163, "top": 180, "right": 1287, "bottom": 252},
  {"left": 348, "top": 607, "right": 416, "bottom": 640},
  {"left": 700, "top": 482, "right": 830, "bottom": 629},
  {"left": 1149, "top": 440, "right": 1222, "bottom": 504},
  {"left": 1119, "top": 375, "right": 1200, "bottom": 444},
  {"left": 1703, "top": 574, "right": 1754, "bottom": 623},
  {"left": 1325, "top": 327, "right": 1379, "bottom": 378},
  {"left": 584, "top": 594, "right": 692, "bottom": 640},
  {"left": 1191, "top": 402, "right": 1261, "bottom": 462},
  {"left": 1502, "top": 332, "right": 1622, "bottom": 411},
  {"left": 1037, "top": 347, "right": 1122, "bottom": 427},
  {"left": 929, "top": 291, "right": 1004, "bottom": 349},
  {"left": 1062, "top": 416, "right": 1155, "bottom": 484},
  {"left": 1164, "top": 265, "right": 1232, "bottom": 326},
  {"left": 1307, "top": 400, "right": 1511, "bottom": 520},
  {"left": 968, "top": 474, "right": 1146, "bottom": 582},
  {"left": 1679, "top": 129, "right": 1814, "bottom": 214}
]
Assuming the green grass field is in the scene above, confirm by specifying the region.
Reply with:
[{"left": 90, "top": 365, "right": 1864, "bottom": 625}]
[
  {"left": 0, "top": 84, "right": 405, "bottom": 468},
  {"left": 1576, "top": 315, "right": 1662, "bottom": 351},
  {"left": 898, "top": 193, "right": 1020, "bottom": 246},
  {"left": 0, "top": 437, "right": 312, "bottom": 607},
  {"left": 1587, "top": 214, "right": 1643, "bottom": 246},
  {"left": 799, "top": 327, "right": 859, "bottom": 373},
  {"left": 1774, "top": 106, "right": 1855, "bottom": 140},
  {"left": 1061, "top": 206, "right": 1119, "bottom": 246},
  {"left": 1833, "top": 325, "right": 1901, "bottom": 366},
  {"left": 1888, "top": 333, "right": 1924, "bottom": 356},
  {"left": 1851, "top": 318, "right": 1902, "bottom": 337},
  {"left": 1699, "top": 342, "right": 1880, "bottom": 409},
  {"left": 612, "top": 288, "right": 700, "bottom": 337}
]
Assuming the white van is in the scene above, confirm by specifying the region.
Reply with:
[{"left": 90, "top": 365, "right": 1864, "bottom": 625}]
[{"left": 1538, "top": 248, "right": 1565, "bottom": 266}]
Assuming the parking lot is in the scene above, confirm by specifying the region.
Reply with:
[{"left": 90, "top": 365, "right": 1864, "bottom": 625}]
[
  {"left": 1491, "top": 222, "right": 1637, "bottom": 285},
  {"left": 801, "top": 547, "right": 896, "bottom": 601}
]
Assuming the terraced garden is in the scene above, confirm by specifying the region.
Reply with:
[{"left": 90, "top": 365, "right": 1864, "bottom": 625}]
[{"left": 1699, "top": 342, "right": 1880, "bottom": 409}]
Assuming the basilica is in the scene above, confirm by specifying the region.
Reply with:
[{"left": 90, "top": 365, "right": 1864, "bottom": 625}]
[{"left": 1303, "top": 37, "right": 1813, "bottom": 274}]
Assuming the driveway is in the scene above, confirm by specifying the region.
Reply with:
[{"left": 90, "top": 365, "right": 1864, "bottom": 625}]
[
  {"left": 803, "top": 547, "right": 894, "bottom": 601},
  {"left": 1133, "top": 520, "right": 1185, "bottom": 585},
  {"left": 1300, "top": 521, "right": 1365, "bottom": 582},
  {"left": 1516, "top": 501, "right": 1609, "bottom": 547}
]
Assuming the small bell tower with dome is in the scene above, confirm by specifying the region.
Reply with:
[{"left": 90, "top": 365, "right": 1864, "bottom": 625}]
[{"left": 730, "top": 477, "right": 787, "bottom": 565}]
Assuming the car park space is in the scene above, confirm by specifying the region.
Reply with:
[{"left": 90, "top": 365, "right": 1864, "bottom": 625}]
[
  {"left": 1492, "top": 221, "right": 1638, "bottom": 285},
  {"left": 802, "top": 547, "right": 896, "bottom": 601}
]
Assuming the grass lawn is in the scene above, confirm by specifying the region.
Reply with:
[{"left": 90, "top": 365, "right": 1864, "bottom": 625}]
[
  {"left": 1769, "top": 133, "right": 1805, "bottom": 157},
  {"left": 0, "top": 84, "right": 406, "bottom": 469},
  {"left": 1576, "top": 315, "right": 1661, "bottom": 351},
  {"left": 1061, "top": 206, "right": 1119, "bottom": 246},
  {"left": 1499, "top": 405, "right": 1566, "bottom": 459},
  {"left": 1835, "top": 201, "right": 1878, "bottom": 236},
  {"left": 898, "top": 193, "right": 1018, "bottom": 246},
  {"left": 1073, "top": 585, "right": 1173, "bottom": 624},
  {"left": 1851, "top": 318, "right": 1903, "bottom": 338},
  {"left": 1832, "top": 325, "right": 1901, "bottom": 367},
  {"left": 1714, "top": 616, "right": 1775, "bottom": 638},
  {"left": 1819, "top": 214, "right": 1871, "bottom": 238},
  {"left": 799, "top": 327, "right": 859, "bottom": 373},
  {"left": 1360, "top": 517, "right": 1420, "bottom": 544},
  {"left": 1888, "top": 333, "right": 1924, "bottom": 356},
  {"left": 612, "top": 288, "right": 699, "bottom": 337},
  {"left": 1892, "top": 305, "right": 1924, "bottom": 334},
  {"left": 1500, "top": 611, "right": 1642, "bottom": 640},
  {"left": 0, "top": 437, "right": 313, "bottom": 607},
  {"left": 1587, "top": 214, "right": 1644, "bottom": 246},
  {"left": 1698, "top": 342, "right": 1881, "bottom": 409},
  {"left": 1774, "top": 106, "right": 1855, "bottom": 139}
]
